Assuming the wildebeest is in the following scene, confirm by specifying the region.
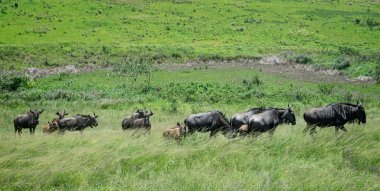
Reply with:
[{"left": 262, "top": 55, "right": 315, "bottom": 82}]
[
  {"left": 238, "top": 124, "right": 249, "bottom": 136},
  {"left": 131, "top": 110, "right": 154, "bottom": 131},
  {"left": 163, "top": 122, "right": 187, "bottom": 144},
  {"left": 230, "top": 107, "right": 266, "bottom": 133},
  {"left": 58, "top": 113, "right": 98, "bottom": 134},
  {"left": 184, "top": 110, "right": 230, "bottom": 137},
  {"left": 13, "top": 109, "right": 44, "bottom": 135},
  {"left": 121, "top": 109, "right": 146, "bottom": 130},
  {"left": 303, "top": 102, "right": 366, "bottom": 135},
  {"left": 43, "top": 110, "right": 69, "bottom": 134},
  {"left": 248, "top": 107, "right": 296, "bottom": 135},
  {"left": 42, "top": 121, "right": 59, "bottom": 134}
]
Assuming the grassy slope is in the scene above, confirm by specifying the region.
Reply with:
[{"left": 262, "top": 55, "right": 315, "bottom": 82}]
[
  {"left": 0, "top": 68, "right": 379, "bottom": 190},
  {"left": 0, "top": 0, "right": 379, "bottom": 75}
]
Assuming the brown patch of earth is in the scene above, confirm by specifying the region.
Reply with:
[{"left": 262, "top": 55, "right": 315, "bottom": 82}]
[{"left": 160, "top": 56, "right": 375, "bottom": 84}]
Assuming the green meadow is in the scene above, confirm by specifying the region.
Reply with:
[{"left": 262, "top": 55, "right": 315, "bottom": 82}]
[
  {"left": 1, "top": 68, "right": 380, "bottom": 190},
  {"left": 0, "top": 0, "right": 379, "bottom": 76},
  {"left": 1, "top": 0, "right": 380, "bottom": 190}
]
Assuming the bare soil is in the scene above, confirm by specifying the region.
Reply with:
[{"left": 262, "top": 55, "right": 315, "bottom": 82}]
[{"left": 160, "top": 57, "right": 375, "bottom": 84}]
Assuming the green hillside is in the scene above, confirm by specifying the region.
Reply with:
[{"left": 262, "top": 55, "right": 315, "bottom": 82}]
[{"left": 1, "top": 0, "right": 379, "bottom": 76}]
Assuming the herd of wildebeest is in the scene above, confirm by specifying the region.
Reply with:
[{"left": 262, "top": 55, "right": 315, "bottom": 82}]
[{"left": 13, "top": 102, "right": 366, "bottom": 142}]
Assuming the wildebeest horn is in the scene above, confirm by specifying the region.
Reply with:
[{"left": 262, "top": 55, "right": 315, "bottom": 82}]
[
  {"left": 30, "top": 109, "right": 33, "bottom": 113},
  {"left": 56, "top": 111, "right": 60, "bottom": 115},
  {"left": 39, "top": 109, "right": 44, "bottom": 114},
  {"left": 177, "top": 122, "right": 180, "bottom": 126}
]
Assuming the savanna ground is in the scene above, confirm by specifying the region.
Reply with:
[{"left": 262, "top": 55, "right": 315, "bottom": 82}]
[{"left": 1, "top": 0, "right": 380, "bottom": 190}]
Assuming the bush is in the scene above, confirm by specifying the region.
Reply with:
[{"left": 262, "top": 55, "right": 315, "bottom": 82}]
[
  {"left": 295, "top": 55, "right": 312, "bottom": 65},
  {"left": 332, "top": 57, "right": 350, "bottom": 70},
  {"left": 338, "top": 46, "right": 359, "bottom": 56},
  {"left": 375, "top": 65, "right": 380, "bottom": 84},
  {"left": 0, "top": 74, "right": 30, "bottom": 91},
  {"left": 318, "top": 84, "right": 335, "bottom": 95}
]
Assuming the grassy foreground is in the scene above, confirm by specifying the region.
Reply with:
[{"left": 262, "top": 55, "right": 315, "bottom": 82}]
[
  {"left": 1, "top": 0, "right": 380, "bottom": 76},
  {"left": 0, "top": 68, "right": 380, "bottom": 190}
]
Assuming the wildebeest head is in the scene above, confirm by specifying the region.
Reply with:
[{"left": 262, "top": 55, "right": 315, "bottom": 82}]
[
  {"left": 142, "top": 110, "right": 154, "bottom": 117},
  {"left": 357, "top": 103, "right": 366, "bottom": 124},
  {"left": 48, "top": 121, "right": 59, "bottom": 130},
  {"left": 88, "top": 112, "right": 99, "bottom": 127},
  {"left": 30, "top": 109, "right": 44, "bottom": 125},
  {"left": 55, "top": 110, "right": 69, "bottom": 119},
  {"left": 133, "top": 109, "right": 145, "bottom": 118},
  {"left": 281, "top": 106, "right": 296, "bottom": 125},
  {"left": 176, "top": 122, "right": 186, "bottom": 135}
]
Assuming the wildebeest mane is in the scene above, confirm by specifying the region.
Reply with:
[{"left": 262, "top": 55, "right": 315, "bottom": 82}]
[
  {"left": 246, "top": 107, "right": 266, "bottom": 112},
  {"left": 215, "top": 110, "right": 230, "bottom": 125}
]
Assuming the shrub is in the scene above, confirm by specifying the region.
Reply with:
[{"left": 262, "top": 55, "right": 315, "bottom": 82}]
[
  {"left": 375, "top": 64, "right": 380, "bottom": 84},
  {"left": 295, "top": 55, "right": 312, "bottom": 65},
  {"left": 318, "top": 84, "right": 334, "bottom": 95},
  {"left": 332, "top": 57, "right": 350, "bottom": 70},
  {"left": 0, "top": 73, "right": 30, "bottom": 91},
  {"left": 338, "top": 46, "right": 359, "bottom": 56}
]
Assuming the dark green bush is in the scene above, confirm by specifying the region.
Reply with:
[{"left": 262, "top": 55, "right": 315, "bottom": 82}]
[
  {"left": 338, "top": 46, "right": 359, "bottom": 56},
  {"left": 375, "top": 64, "right": 380, "bottom": 84},
  {"left": 295, "top": 55, "right": 312, "bottom": 65},
  {"left": 0, "top": 74, "right": 29, "bottom": 91},
  {"left": 332, "top": 57, "right": 350, "bottom": 70}
]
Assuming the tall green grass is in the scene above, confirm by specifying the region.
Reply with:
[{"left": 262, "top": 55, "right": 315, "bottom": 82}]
[{"left": 0, "top": 68, "right": 379, "bottom": 190}]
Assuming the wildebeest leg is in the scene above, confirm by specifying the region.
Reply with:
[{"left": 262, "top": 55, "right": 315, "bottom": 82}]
[
  {"left": 268, "top": 128, "right": 276, "bottom": 138},
  {"left": 309, "top": 126, "right": 317, "bottom": 136},
  {"left": 335, "top": 126, "right": 340, "bottom": 135},
  {"left": 303, "top": 124, "right": 311, "bottom": 134},
  {"left": 29, "top": 128, "right": 33, "bottom": 135},
  {"left": 340, "top": 126, "right": 347, "bottom": 132},
  {"left": 210, "top": 130, "right": 218, "bottom": 137}
]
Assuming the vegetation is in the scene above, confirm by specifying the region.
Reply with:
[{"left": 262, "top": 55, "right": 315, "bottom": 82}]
[
  {"left": 0, "top": 68, "right": 380, "bottom": 190},
  {"left": 0, "top": 0, "right": 380, "bottom": 77},
  {"left": 1, "top": 0, "right": 380, "bottom": 190}
]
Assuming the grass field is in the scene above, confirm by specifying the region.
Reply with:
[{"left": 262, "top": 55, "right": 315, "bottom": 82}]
[
  {"left": 1, "top": 68, "right": 380, "bottom": 190},
  {"left": 1, "top": 0, "right": 380, "bottom": 77},
  {"left": 1, "top": 0, "right": 380, "bottom": 190}
]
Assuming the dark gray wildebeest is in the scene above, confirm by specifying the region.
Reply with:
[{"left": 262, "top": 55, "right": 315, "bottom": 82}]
[
  {"left": 58, "top": 113, "right": 98, "bottom": 134},
  {"left": 247, "top": 107, "right": 296, "bottom": 136},
  {"left": 14, "top": 109, "right": 44, "bottom": 135},
  {"left": 184, "top": 110, "right": 231, "bottom": 137},
  {"left": 303, "top": 102, "right": 366, "bottom": 136},
  {"left": 43, "top": 110, "right": 69, "bottom": 134},
  {"left": 230, "top": 107, "right": 266, "bottom": 133},
  {"left": 121, "top": 109, "right": 146, "bottom": 130},
  {"left": 130, "top": 110, "right": 154, "bottom": 131}
]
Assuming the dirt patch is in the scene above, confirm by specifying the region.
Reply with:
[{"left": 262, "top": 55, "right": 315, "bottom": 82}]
[
  {"left": 25, "top": 64, "right": 99, "bottom": 79},
  {"left": 160, "top": 56, "right": 375, "bottom": 84}
]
